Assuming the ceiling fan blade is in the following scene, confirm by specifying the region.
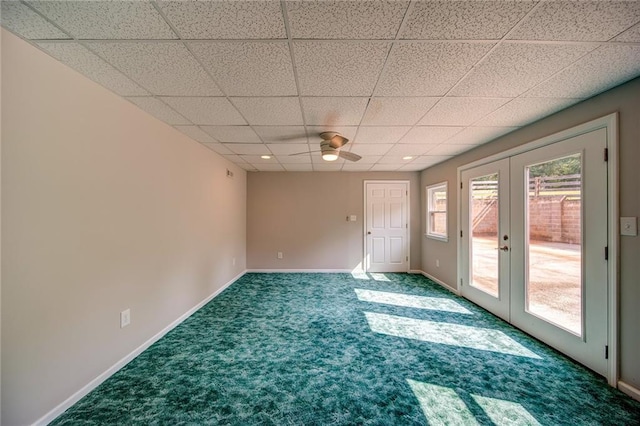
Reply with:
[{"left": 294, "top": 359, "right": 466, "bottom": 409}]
[
  {"left": 339, "top": 151, "right": 361, "bottom": 162},
  {"left": 289, "top": 150, "right": 319, "bottom": 156},
  {"left": 329, "top": 134, "right": 349, "bottom": 148}
]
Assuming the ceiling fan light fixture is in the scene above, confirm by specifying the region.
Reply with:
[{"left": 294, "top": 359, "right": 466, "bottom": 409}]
[{"left": 322, "top": 152, "right": 339, "bottom": 161}]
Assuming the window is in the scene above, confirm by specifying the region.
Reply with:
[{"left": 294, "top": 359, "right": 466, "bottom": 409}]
[{"left": 426, "top": 182, "right": 448, "bottom": 241}]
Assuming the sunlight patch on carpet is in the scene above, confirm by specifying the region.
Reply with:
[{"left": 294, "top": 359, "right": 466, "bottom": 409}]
[
  {"left": 472, "top": 394, "right": 541, "bottom": 426},
  {"left": 355, "top": 288, "right": 473, "bottom": 314},
  {"left": 369, "top": 273, "right": 391, "bottom": 281},
  {"left": 407, "top": 379, "right": 479, "bottom": 426},
  {"left": 365, "top": 312, "right": 541, "bottom": 359}
]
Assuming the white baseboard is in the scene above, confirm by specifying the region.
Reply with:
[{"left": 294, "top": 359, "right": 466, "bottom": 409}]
[
  {"left": 420, "top": 271, "right": 459, "bottom": 295},
  {"left": 33, "top": 270, "right": 247, "bottom": 426},
  {"left": 409, "top": 269, "right": 422, "bottom": 274},
  {"left": 618, "top": 381, "right": 640, "bottom": 402},
  {"left": 246, "top": 269, "right": 351, "bottom": 273}
]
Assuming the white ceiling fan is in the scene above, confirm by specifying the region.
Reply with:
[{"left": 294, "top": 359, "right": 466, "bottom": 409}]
[{"left": 291, "top": 132, "right": 362, "bottom": 162}]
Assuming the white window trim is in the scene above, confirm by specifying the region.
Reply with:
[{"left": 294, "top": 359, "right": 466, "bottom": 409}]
[{"left": 426, "top": 181, "right": 448, "bottom": 242}]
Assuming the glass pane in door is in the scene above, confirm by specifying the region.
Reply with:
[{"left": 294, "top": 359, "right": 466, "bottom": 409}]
[
  {"left": 526, "top": 154, "right": 582, "bottom": 336},
  {"left": 470, "top": 173, "right": 500, "bottom": 297}
]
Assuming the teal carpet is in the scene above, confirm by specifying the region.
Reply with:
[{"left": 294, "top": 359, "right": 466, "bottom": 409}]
[{"left": 52, "top": 273, "right": 640, "bottom": 425}]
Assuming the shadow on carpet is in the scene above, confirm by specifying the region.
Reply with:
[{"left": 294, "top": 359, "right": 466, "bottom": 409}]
[{"left": 52, "top": 273, "right": 640, "bottom": 425}]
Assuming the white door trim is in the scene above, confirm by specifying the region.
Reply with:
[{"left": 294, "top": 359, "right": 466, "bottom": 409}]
[
  {"left": 456, "top": 113, "right": 618, "bottom": 386},
  {"left": 363, "top": 180, "right": 410, "bottom": 273}
]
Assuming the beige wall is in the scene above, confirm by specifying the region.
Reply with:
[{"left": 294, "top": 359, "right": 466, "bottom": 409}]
[
  {"left": 247, "top": 172, "right": 421, "bottom": 271},
  {"left": 420, "top": 77, "right": 640, "bottom": 390},
  {"left": 1, "top": 30, "right": 247, "bottom": 425}
]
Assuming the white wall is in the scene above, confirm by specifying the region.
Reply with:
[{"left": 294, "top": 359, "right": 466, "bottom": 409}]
[
  {"left": 420, "top": 77, "right": 640, "bottom": 392},
  {"left": 247, "top": 172, "right": 421, "bottom": 271},
  {"left": 1, "top": 30, "right": 247, "bottom": 425}
]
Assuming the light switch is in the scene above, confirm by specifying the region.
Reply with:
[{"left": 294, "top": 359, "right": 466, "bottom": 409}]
[
  {"left": 620, "top": 217, "right": 637, "bottom": 236},
  {"left": 350, "top": 215, "right": 357, "bottom": 222}
]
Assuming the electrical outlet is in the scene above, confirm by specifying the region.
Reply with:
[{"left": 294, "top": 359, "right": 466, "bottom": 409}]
[
  {"left": 120, "top": 309, "right": 131, "bottom": 328},
  {"left": 277, "top": 252, "right": 283, "bottom": 259},
  {"left": 436, "top": 259, "right": 440, "bottom": 268}
]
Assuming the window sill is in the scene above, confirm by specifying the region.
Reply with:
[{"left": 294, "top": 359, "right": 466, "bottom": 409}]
[{"left": 425, "top": 234, "right": 448, "bottom": 243}]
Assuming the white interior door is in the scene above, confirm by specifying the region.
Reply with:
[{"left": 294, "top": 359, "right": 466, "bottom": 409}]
[
  {"left": 460, "top": 158, "right": 511, "bottom": 321},
  {"left": 460, "top": 128, "right": 609, "bottom": 377},
  {"left": 509, "top": 129, "right": 608, "bottom": 375},
  {"left": 365, "top": 182, "right": 409, "bottom": 273}
]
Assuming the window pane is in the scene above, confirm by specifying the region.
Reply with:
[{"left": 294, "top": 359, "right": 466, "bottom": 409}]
[
  {"left": 427, "top": 183, "right": 447, "bottom": 239},
  {"left": 526, "top": 153, "right": 582, "bottom": 336},
  {"left": 470, "top": 174, "right": 499, "bottom": 297}
]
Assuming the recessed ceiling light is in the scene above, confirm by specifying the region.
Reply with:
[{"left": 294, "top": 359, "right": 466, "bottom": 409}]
[
  {"left": 260, "top": 155, "right": 271, "bottom": 159},
  {"left": 403, "top": 156, "right": 414, "bottom": 160}
]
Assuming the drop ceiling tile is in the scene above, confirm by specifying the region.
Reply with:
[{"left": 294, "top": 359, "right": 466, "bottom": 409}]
[
  {"left": 293, "top": 41, "right": 390, "bottom": 96},
  {"left": 267, "top": 144, "right": 311, "bottom": 156},
  {"left": 614, "top": 22, "right": 640, "bottom": 42},
  {"left": 509, "top": 1, "right": 640, "bottom": 41},
  {"left": 313, "top": 163, "right": 345, "bottom": 172},
  {"left": 161, "top": 97, "right": 245, "bottom": 126},
  {"left": 426, "top": 144, "right": 476, "bottom": 156},
  {"left": 399, "top": 126, "right": 464, "bottom": 144},
  {"left": 283, "top": 164, "right": 314, "bottom": 172},
  {"left": 200, "top": 126, "right": 260, "bottom": 143},
  {"left": 481, "top": 98, "right": 580, "bottom": 127},
  {"left": 241, "top": 155, "right": 278, "bottom": 164},
  {"left": 89, "top": 42, "right": 221, "bottom": 96},
  {"left": 202, "top": 143, "right": 234, "bottom": 155},
  {"left": 524, "top": 45, "right": 640, "bottom": 99},
  {"left": 401, "top": 1, "right": 535, "bottom": 40},
  {"left": 419, "top": 98, "right": 511, "bottom": 126},
  {"left": 276, "top": 154, "right": 312, "bottom": 164},
  {"left": 251, "top": 164, "right": 286, "bottom": 172},
  {"left": 354, "top": 127, "right": 411, "bottom": 144},
  {"left": 174, "top": 126, "right": 217, "bottom": 143},
  {"left": 286, "top": 0, "right": 408, "bottom": 39},
  {"left": 126, "top": 97, "right": 190, "bottom": 125},
  {"left": 37, "top": 42, "right": 148, "bottom": 96},
  {"left": 158, "top": 0, "right": 286, "bottom": 39},
  {"left": 385, "top": 145, "right": 431, "bottom": 157},
  {"left": 451, "top": 42, "right": 597, "bottom": 97},
  {"left": 348, "top": 144, "right": 393, "bottom": 156},
  {"left": 222, "top": 155, "right": 248, "bottom": 164},
  {"left": 361, "top": 98, "right": 439, "bottom": 126},
  {"left": 370, "top": 164, "right": 402, "bottom": 171},
  {"left": 306, "top": 126, "right": 358, "bottom": 142},
  {"left": 188, "top": 42, "right": 296, "bottom": 96},
  {"left": 231, "top": 97, "right": 303, "bottom": 126},
  {"left": 1, "top": 1, "right": 69, "bottom": 39},
  {"left": 352, "top": 155, "right": 382, "bottom": 165},
  {"left": 379, "top": 155, "right": 418, "bottom": 164},
  {"left": 28, "top": 1, "right": 176, "bottom": 39},
  {"left": 446, "top": 126, "right": 517, "bottom": 145},
  {"left": 301, "top": 98, "right": 369, "bottom": 126},
  {"left": 253, "top": 126, "right": 308, "bottom": 143},
  {"left": 398, "top": 163, "right": 428, "bottom": 172},
  {"left": 376, "top": 42, "right": 494, "bottom": 96},
  {"left": 226, "top": 144, "right": 271, "bottom": 155},
  {"left": 342, "top": 163, "right": 374, "bottom": 171},
  {"left": 412, "top": 155, "right": 454, "bottom": 165}
]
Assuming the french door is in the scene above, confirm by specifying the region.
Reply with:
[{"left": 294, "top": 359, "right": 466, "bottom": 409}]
[
  {"left": 364, "top": 181, "right": 409, "bottom": 273},
  {"left": 460, "top": 128, "right": 608, "bottom": 376}
]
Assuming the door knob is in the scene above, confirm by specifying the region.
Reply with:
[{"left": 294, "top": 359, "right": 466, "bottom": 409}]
[{"left": 367, "top": 231, "right": 371, "bottom": 235}]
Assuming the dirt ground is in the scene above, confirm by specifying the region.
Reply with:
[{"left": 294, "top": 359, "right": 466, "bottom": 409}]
[{"left": 471, "top": 236, "right": 581, "bottom": 335}]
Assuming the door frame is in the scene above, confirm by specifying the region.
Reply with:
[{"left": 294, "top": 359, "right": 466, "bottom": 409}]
[
  {"left": 363, "top": 180, "right": 410, "bottom": 273},
  {"left": 456, "top": 113, "right": 618, "bottom": 386}
]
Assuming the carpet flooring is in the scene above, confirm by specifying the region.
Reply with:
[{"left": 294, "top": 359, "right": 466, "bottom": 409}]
[{"left": 52, "top": 273, "right": 640, "bottom": 425}]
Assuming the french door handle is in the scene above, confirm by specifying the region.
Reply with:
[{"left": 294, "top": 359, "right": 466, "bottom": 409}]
[{"left": 498, "top": 245, "right": 509, "bottom": 252}]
